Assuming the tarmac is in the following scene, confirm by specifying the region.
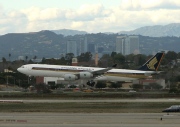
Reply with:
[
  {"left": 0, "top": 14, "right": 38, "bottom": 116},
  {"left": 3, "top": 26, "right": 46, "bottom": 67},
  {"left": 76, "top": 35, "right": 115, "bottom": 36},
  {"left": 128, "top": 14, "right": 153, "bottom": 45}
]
[
  {"left": 1, "top": 98, "right": 180, "bottom": 103},
  {"left": 0, "top": 113, "right": 180, "bottom": 127},
  {"left": 0, "top": 98, "right": 180, "bottom": 127}
]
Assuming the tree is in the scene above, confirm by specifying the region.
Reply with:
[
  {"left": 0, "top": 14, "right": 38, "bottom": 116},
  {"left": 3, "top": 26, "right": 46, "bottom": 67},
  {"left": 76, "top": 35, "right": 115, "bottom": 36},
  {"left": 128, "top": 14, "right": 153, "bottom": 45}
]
[
  {"left": 33, "top": 55, "right": 37, "bottom": 62},
  {"left": 25, "top": 56, "right": 28, "bottom": 63},
  {"left": 60, "top": 57, "right": 67, "bottom": 65},
  {"left": 2, "top": 57, "right": 6, "bottom": 70},
  {"left": 65, "top": 53, "right": 74, "bottom": 64},
  {"left": 41, "top": 57, "right": 46, "bottom": 64},
  {"left": 134, "top": 54, "right": 147, "bottom": 66},
  {"left": 113, "top": 53, "right": 125, "bottom": 65},
  {"left": 111, "top": 52, "right": 117, "bottom": 58},
  {"left": 177, "top": 52, "right": 180, "bottom": 59},
  {"left": 132, "top": 84, "right": 143, "bottom": 89},
  {"left": 165, "top": 51, "right": 177, "bottom": 61},
  {"left": 78, "top": 52, "right": 92, "bottom": 62},
  {"left": 8, "top": 53, "right": 11, "bottom": 62},
  {"left": 125, "top": 54, "right": 134, "bottom": 62},
  {"left": 2, "top": 57, "right": 6, "bottom": 63},
  {"left": 99, "top": 54, "right": 113, "bottom": 67},
  {"left": 148, "top": 83, "right": 163, "bottom": 90}
]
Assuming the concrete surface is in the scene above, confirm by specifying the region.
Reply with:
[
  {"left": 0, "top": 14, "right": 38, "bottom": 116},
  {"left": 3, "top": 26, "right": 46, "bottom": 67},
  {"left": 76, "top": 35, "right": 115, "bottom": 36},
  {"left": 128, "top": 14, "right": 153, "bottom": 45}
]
[{"left": 0, "top": 113, "right": 180, "bottom": 127}]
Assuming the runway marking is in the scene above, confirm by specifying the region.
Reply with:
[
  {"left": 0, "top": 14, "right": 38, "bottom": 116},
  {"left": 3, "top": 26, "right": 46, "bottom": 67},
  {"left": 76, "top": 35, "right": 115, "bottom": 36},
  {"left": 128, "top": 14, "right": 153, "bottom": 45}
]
[
  {"left": 0, "top": 119, "right": 27, "bottom": 123},
  {"left": 17, "top": 120, "right": 27, "bottom": 122},
  {"left": 0, "top": 100, "right": 23, "bottom": 103},
  {"left": 168, "top": 99, "right": 176, "bottom": 101}
]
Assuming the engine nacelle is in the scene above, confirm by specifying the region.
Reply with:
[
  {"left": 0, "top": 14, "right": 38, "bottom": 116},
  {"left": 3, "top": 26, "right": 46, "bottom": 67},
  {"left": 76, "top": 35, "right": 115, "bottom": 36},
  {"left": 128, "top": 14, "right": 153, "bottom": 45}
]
[
  {"left": 87, "top": 80, "right": 95, "bottom": 87},
  {"left": 79, "top": 72, "right": 93, "bottom": 79},
  {"left": 64, "top": 74, "right": 78, "bottom": 81}
]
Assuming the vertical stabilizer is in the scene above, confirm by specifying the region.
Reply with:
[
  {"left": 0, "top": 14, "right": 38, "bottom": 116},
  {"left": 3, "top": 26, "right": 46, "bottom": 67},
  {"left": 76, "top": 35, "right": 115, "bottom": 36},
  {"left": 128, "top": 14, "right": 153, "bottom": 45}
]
[{"left": 138, "top": 52, "right": 164, "bottom": 71}]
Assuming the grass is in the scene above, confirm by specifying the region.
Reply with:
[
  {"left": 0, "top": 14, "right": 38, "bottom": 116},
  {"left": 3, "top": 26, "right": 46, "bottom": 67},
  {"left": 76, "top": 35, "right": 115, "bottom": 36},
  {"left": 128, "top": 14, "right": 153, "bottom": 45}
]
[
  {"left": 0, "top": 102, "right": 179, "bottom": 113},
  {"left": 0, "top": 91, "right": 179, "bottom": 99},
  {"left": 0, "top": 91, "right": 179, "bottom": 113}
]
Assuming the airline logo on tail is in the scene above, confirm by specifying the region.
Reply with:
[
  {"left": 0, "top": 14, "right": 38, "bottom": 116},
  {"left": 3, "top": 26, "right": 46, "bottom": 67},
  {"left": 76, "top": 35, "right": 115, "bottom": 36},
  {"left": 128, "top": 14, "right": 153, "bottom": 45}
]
[
  {"left": 138, "top": 52, "right": 164, "bottom": 71},
  {"left": 147, "top": 57, "right": 158, "bottom": 70}
]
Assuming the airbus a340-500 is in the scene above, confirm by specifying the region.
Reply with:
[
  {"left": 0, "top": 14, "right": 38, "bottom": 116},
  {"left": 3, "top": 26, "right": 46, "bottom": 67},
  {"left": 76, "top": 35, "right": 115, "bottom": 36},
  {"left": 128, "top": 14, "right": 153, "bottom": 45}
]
[{"left": 17, "top": 52, "right": 164, "bottom": 86}]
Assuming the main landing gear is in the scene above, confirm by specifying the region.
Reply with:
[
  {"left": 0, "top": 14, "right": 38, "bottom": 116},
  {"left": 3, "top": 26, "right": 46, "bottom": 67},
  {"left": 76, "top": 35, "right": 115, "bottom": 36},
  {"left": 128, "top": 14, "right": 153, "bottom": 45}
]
[{"left": 86, "top": 80, "right": 95, "bottom": 87}]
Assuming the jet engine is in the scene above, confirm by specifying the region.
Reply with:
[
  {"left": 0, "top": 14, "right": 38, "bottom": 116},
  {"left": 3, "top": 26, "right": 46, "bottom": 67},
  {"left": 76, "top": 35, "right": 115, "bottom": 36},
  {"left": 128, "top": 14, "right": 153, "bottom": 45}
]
[
  {"left": 87, "top": 80, "right": 95, "bottom": 87},
  {"left": 79, "top": 72, "right": 93, "bottom": 79},
  {"left": 64, "top": 74, "right": 78, "bottom": 81}
]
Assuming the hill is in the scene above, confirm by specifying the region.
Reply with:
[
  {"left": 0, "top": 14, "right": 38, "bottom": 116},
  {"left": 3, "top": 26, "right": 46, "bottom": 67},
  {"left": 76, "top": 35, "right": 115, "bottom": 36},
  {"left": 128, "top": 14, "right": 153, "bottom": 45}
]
[
  {"left": 0, "top": 30, "right": 180, "bottom": 61},
  {"left": 51, "top": 29, "right": 87, "bottom": 36},
  {"left": 119, "top": 23, "right": 180, "bottom": 37}
]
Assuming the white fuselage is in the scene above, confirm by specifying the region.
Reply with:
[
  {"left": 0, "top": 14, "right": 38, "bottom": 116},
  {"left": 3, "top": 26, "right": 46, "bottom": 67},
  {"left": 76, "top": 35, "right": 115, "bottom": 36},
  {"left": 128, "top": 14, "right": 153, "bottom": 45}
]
[{"left": 17, "top": 64, "right": 155, "bottom": 82}]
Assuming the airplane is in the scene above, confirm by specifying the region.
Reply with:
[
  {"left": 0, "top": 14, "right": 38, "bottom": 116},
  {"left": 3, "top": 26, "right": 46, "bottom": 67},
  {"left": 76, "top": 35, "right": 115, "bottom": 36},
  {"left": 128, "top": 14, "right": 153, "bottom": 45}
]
[
  {"left": 95, "top": 52, "right": 164, "bottom": 82},
  {"left": 162, "top": 105, "right": 180, "bottom": 113},
  {"left": 17, "top": 52, "right": 164, "bottom": 86}
]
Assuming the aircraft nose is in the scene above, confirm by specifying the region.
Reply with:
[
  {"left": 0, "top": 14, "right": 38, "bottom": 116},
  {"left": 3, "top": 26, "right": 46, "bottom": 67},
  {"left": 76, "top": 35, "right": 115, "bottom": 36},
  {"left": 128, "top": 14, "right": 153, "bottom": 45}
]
[
  {"left": 17, "top": 67, "right": 22, "bottom": 73},
  {"left": 162, "top": 108, "right": 169, "bottom": 112},
  {"left": 17, "top": 68, "right": 20, "bottom": 72}
]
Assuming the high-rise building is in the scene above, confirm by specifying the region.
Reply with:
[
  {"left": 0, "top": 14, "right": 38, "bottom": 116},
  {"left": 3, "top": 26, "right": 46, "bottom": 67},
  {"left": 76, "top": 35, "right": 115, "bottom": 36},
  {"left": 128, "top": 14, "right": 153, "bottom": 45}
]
[
  {"left": 129, "top": 36, "right": 139, "bottom": 55},
  {"left": 88, "top": 43, "right": 95, "bottom": 53},
  {"left": 116, "top": 36, "right": 126, "bottom": 55},
  {"left": 116, "top": 36, "right": 139, "bottom": 55},
  {"left": 66, "top": 40, "right": 77, "bottom": 56},
  {"left": 79, "top": 37, "right": 87, "bottom": 55}
]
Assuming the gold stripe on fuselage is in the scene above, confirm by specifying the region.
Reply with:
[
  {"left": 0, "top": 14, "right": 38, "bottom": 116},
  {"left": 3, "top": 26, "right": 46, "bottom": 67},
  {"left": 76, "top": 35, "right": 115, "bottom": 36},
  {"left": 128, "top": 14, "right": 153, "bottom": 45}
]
[{"left": 104, "top": 72, "right": 146, "bottom": 78}]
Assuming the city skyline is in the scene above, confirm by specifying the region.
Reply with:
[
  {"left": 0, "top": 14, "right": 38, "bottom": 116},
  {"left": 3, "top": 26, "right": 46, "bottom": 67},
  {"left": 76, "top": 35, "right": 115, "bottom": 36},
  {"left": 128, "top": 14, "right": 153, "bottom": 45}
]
[{"left": 116, "top": 36, "right": 139, "bottom": 55}]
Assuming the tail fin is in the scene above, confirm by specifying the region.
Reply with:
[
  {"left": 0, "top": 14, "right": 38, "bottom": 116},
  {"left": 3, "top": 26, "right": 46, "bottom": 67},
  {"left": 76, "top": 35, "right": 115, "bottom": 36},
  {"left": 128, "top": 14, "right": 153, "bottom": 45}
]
[{"left": 138, "top": 52, "right": 164, "bottom": 71}]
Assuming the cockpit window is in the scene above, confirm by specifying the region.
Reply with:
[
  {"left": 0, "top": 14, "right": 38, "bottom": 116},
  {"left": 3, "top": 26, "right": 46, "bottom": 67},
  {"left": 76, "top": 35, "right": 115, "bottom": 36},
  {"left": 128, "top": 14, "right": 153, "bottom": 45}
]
[{"left": 21, "top": 66, "right": 25, "bottom": 68}]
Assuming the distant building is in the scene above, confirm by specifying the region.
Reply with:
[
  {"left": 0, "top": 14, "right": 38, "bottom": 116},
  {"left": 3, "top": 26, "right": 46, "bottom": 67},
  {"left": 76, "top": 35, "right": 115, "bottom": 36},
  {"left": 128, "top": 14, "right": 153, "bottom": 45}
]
[
  {"left": 66, "top": 40, "right": 77, "bottom": 56},
  {"left": 72, "top": 58, "right": 78, "bottom": 66},
  {"left": 97, "top": 47, "right": 104, "bottom": 53},
  {"left": 79, "top": 37, "right": 88, "bottom": 55},
  {"left": 116, "top": 36, "right": 126, "bottom": 55},
  {"left": 116, "top": 36, "right": 139, "bottom": 55},
  {"left": 18, "top": 56, "right": 24, "bottom": 60},
  {"left": 129, "top": 36, "right": 139, "bottom": 54},
  {"left": 88, "top": 43, "right": 95, "bottom": 53}
]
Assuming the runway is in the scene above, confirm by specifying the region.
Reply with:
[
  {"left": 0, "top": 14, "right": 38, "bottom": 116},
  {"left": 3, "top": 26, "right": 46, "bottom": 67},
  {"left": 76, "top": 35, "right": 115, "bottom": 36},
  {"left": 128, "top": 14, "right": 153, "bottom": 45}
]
[
  {"left": 0, "top": 98, "right": 180, "bottom": 126},
  {"left": 1, "top": 98, "right": 180, "bottom": 103},
  {"left": 0, "top": 113, "right": 180, "bottom": 127}
]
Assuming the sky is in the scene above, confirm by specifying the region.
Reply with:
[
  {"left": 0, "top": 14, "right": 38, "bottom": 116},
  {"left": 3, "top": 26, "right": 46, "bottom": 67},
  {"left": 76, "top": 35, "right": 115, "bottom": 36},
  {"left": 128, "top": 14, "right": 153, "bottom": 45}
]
[{"left": 1, "top": 0, "right": 180, "bottom": 35}]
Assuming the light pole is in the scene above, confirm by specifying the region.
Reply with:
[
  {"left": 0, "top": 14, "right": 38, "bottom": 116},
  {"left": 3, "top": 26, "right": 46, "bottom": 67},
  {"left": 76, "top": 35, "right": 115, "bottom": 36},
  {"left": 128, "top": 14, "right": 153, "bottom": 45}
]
[{"left": 171, "top": 65, "right": 174, "bottom": 89}]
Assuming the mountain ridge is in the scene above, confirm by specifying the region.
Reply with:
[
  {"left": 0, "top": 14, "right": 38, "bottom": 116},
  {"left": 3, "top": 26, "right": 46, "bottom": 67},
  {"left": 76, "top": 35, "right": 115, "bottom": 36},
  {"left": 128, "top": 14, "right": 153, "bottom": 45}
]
[
  {"left": 51, "top": 29, "right": 88, "bottom": 36},
  {"left": 119, "top": 23, "right": 180, "bottom": 37}
]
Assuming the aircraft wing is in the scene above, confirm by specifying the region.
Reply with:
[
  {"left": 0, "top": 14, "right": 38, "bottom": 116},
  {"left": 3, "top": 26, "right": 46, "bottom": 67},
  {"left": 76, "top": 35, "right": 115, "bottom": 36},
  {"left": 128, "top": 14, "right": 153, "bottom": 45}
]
[
  {"left": 74, "top": 64, "right": 117, "bottom": 78},
  {"left": 92, "top": 67, "right": 112, "bottom": 76},
  {"left": 90, "top": 64, "right": 117, "bottom": 76}
]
